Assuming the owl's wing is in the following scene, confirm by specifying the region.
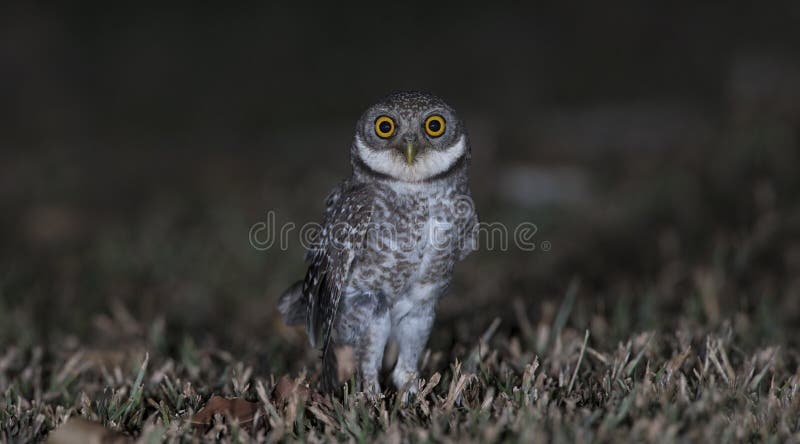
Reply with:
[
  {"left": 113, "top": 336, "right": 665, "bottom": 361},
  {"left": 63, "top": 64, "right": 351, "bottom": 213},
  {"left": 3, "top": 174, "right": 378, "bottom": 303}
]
[
  {"left": 458, "top": 194, "right": 480, "bottom": 261},
  {"left": 303, "top": 182, "right": 374, "bottom": 354}
]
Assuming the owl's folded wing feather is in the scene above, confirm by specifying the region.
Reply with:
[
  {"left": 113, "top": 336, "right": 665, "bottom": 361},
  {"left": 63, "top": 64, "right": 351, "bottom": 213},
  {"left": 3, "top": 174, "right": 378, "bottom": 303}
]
[
  {"left": 458, "top": 196, "right": 480, "bottom": 261},
  {"left": 303, "top": 183, "right": 374, "bottom": 355}
]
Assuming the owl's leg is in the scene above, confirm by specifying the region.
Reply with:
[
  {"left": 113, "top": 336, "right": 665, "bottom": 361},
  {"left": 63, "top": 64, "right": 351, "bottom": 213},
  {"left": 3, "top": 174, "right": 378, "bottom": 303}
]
[
  {"left": 391, "top": 297, "right": 436, "bottom": 396},
  {"left": 356, "top": 309, "right": 390, "bottom": 393},
  {"left": 337, "top": 291, "right": 391, "bottom": 394}
]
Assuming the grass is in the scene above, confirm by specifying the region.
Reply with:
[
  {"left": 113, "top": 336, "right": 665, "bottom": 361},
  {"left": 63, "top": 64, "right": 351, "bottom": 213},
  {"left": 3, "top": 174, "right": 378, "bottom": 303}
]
[{"left": 2, "top": 267, "right": 799, "bottom": 442}]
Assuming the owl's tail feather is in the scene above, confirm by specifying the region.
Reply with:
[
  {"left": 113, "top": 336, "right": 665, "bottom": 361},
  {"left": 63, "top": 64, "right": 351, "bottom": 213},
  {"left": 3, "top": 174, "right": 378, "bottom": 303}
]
[{"left": 277, "top": 281, "right": 306, "bottom": 326}]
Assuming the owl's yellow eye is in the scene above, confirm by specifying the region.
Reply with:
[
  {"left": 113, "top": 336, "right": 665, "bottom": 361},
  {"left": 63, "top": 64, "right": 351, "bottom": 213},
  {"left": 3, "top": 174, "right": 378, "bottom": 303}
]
[
  {"left": 424, "top": 115, "right": 446, "bottom": 137},
  {"left": 374, "top": 116, "right": 395, "bottom": 138}
]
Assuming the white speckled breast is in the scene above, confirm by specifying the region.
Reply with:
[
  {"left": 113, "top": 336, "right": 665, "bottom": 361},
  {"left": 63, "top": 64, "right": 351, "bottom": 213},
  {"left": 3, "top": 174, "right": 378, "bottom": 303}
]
[{"left": 346, "top": 183, "right": 468, "bottom": 304}]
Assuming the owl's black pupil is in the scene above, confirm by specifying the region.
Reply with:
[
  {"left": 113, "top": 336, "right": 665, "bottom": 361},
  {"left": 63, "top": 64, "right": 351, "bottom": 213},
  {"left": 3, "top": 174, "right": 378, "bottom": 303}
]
[
  {"left": 379, "top": 121, "right": 392, "bottom": 133},
  {"left": 428, "top": 119, "right": 441, "bottom": 132}
]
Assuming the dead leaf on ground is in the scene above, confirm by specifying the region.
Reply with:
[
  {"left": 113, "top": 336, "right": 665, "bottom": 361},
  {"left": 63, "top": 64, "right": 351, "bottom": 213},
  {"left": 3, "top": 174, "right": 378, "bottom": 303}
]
[
  {"left": 335, "top": 346, "right": 356, "bottom": 384},
  {"left": 46, "top": 417, "right": 131, "bottom": 444},
  {"left": 274, "top": 375, "right": 310, "bottom": 405},
  {"left": 190, "top": 395, "right": 260, "bottom": 426}
]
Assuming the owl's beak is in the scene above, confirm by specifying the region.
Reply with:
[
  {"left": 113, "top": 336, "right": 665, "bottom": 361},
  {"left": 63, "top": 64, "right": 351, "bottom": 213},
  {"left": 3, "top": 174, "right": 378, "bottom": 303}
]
[{"left": 404, "top": 140, "right": 418, "bottom": 165}]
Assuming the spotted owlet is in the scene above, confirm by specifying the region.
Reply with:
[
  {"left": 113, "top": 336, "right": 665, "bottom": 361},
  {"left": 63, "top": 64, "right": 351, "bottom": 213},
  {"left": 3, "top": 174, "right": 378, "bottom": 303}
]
[{"left": 278, "top": 91, "right": 478, "bottom": 394}]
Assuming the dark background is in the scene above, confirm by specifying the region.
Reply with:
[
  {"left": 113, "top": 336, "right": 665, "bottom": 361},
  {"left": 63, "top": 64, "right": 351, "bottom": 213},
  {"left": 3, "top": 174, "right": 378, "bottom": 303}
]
[{"left": 2, "top": 3, "right": 800, "bottom": 364}]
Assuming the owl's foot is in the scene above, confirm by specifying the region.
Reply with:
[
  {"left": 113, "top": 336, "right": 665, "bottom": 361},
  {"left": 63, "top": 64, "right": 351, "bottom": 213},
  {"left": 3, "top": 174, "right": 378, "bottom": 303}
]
[
  {"left": 360, "top": 375, "right": 382, "bottom": 395},
  {"left": 392, "top": 368, "right": 419, "bottom": 402}
]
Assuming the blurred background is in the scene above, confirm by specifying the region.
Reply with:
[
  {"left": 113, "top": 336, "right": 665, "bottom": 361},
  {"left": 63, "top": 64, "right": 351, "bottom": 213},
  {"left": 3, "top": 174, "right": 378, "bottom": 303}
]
[{"left": 2, "top": 3, "right": 800, "bottom": 369}]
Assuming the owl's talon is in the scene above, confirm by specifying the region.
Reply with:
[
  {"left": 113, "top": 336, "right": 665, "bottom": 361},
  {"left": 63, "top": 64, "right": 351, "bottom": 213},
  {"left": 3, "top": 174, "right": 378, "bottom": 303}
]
[
  {"left": 360, "top": 377, "right": 382, "bottom": 395},
  {"left": 393, "top": 369, "right": 420, "bottom": 403}
]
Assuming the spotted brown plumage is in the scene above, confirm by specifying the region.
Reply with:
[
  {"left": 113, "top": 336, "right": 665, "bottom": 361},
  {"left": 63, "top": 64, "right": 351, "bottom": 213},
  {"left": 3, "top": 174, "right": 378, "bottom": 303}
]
[{"left": 278, "top": 91, "right": 479, "bottom": 394}]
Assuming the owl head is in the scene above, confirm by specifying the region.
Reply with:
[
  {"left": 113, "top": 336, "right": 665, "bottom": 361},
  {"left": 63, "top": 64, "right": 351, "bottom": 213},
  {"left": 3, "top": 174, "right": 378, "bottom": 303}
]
[{"left": 351, "top": 91, "right": 469, "bottom": 183}]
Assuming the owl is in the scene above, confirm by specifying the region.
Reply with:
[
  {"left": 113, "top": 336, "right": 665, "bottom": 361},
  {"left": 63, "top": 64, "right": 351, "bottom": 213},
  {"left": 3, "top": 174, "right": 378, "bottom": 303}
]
[{"left": 278, "top": 91, "right": 478, "bottom": 394}]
